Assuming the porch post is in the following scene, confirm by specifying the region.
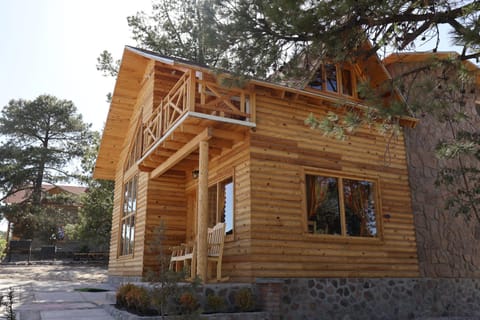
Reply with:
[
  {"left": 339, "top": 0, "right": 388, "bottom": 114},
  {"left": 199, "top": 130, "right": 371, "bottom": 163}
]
[{"left": 196, "top": 140, "right": 209, "bottom": 282}]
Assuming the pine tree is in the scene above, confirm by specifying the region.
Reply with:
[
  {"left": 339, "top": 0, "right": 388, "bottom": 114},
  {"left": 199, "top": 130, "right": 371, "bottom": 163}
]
[{"left": 0, "top": 94, "right": 92, "bottom": 239}]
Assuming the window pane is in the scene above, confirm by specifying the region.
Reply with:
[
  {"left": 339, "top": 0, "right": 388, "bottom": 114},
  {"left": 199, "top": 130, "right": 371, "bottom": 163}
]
[
  {"left": 306, "top": 175, "right": 341, "bottom": 235},
  {"left": 343, "top": 179, "right": 377, "bottom": 237},
  {"left": 123, "top": 186, "right": 129, "bottom": 216},
  {"left": 308, "top": 66, "right": 323, "bottom": 90},
  {"left": 325, "top": 64, "right": 338, "bottom": 92},
  {"left": 120, "top": 221, "right": 126, "bottom": 255},
  {"left": 120, "top": 176, "right": 137, "bottom": 256},
  {"left": 208, "top": 185, "right": 217, "bottom": 227},
  {"left": 341, "top": 68, "right": 353, "bottom": 96},
  {"left": 221, "top": 178, "right": 234, "bottom": 235},
  {"left": 129, "top": 215, "right": 135, "bottom": 254},
  {"left": 125, "top": 216, "right": 132, "bottom": 255}
]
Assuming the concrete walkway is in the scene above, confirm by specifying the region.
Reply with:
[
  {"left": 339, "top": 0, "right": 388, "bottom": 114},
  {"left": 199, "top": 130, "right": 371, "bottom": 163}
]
[{"left": 0, "top": 263, "right": 116, "bottom": 320}]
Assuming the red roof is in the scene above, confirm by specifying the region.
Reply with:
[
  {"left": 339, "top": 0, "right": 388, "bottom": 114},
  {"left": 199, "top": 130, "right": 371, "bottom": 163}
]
[{"left": 3, "top": 184, "right": 87, "bottom": 204}]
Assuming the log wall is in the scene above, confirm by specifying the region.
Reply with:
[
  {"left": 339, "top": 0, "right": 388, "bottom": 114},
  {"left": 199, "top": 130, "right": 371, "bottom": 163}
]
[
  {"left": 247, "top": 89, "right": 419, "bottom": 279},
  {"left": 142, "top": 172, "right": 187, "bottom": 276},
  {"left": 107, "top": 66, "right": 153, "bottom": 278},
  {"left": 107, "top": 58, "right": 419, "bottom": 281},
  {"left": 184, "top": 141, "right": 252, "bottom": 282}
]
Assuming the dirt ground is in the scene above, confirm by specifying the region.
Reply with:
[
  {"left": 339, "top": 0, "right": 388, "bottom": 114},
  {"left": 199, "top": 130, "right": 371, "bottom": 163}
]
[{"left": 0, "top": 263, "right": 109, "bottom": 283}]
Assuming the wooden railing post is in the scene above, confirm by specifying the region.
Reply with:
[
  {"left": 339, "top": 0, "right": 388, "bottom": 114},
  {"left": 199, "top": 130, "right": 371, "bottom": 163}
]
[
  {"left": 188, "top": 70, "right": 196, "bottom": 112},
  {"left": 196, "top": 140, "right": 209, "bottom": 282}
]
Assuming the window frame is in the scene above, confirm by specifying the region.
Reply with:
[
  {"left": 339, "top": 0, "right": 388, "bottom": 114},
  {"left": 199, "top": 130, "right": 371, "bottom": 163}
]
[
  {"left": 207, "top": 175, "right": 235, "bottom": 241},
  {"left": 301, "top": 168, "right": 383, "bottom": 242},
  {"left": 118, "top": 175, "right": 138, "bottom": 257},
  {"left": 306, "top": 63, "right": 359, "bottom": 99}
]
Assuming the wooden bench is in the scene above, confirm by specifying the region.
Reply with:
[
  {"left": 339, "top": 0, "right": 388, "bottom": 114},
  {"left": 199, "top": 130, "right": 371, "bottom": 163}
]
[
  {"left": 169, "top": 222, "right": 227, "bottom": 282},
  {"left": 73, "top": 252, "right": 108, "bottom": 261},
  {"left": 169, "top": 241, "right": 196, "bottom": 278},
  {"left": 8, "top": 240, "right": 32, "bottom": 263},
  {"left": 40, "top": 246, "right": 56, "bottom": 260}
]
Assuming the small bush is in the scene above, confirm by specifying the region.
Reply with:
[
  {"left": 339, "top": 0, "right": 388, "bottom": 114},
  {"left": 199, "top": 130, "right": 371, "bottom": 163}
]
[
  {"left": 178, "top": 290, "right": 200, "bottom": 314},
  {"left": 125, "top": 286, "right": 151, "bottom": 315},
  {"left": 234, "top": 288, "right": 256, "bottom": 312},
  {"left": 205, "top": 294, "right": 226, "bottom": 313},
  {"left": 116, "top": 283, "right": 136, "bottom": 308},
  {"left": 116, "top": 283, "right": 156, "bottom": 316}
]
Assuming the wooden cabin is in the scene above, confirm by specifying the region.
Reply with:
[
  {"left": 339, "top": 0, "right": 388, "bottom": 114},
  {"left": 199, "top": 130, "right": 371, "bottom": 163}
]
[{"left": 94, "top": 46, "right": 420, "bottom": 283}]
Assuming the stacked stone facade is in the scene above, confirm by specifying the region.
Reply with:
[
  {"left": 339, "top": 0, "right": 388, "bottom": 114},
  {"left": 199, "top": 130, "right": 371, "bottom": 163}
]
[{"left": 387, "top": 59, "right": 480, "bottom": 277}]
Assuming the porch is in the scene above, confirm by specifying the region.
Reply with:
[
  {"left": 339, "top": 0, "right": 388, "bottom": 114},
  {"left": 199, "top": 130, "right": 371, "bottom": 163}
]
[{"left": 135, "top": 64, "right": 255, "bottom": 283}]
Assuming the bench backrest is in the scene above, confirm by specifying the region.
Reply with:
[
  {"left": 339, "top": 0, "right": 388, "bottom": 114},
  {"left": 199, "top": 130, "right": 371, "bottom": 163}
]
[
  {"left": 207, "top": 222, "right": 225, "bottom": 257},
  {"left": 9, "top": 240, "right": 32, "bottom": 250}
]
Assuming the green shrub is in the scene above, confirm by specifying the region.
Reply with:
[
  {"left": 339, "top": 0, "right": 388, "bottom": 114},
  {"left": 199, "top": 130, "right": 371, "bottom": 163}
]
[
  {"left": 125, "top": 285, "right": 151, "bottom": 314},
  {"left": 206, "top": 293, "right": 226, "bottom": 313},
  {"left": 234, "top": 288, "right": 256, "bottom": 312},
  {"left": 116, "top": 283, "right": 137, "bottom": 308},
  {"left": 177, "top": 290, "right": 200, "bottom": 314}
]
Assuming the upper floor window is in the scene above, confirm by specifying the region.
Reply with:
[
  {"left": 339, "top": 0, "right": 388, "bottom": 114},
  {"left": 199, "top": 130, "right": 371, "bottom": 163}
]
[
  {"left": 308, "top": 64, "right": 356, "bottom": 98},
  {"left": 305, "top": 173, "right": 378, "bottom": 238}
]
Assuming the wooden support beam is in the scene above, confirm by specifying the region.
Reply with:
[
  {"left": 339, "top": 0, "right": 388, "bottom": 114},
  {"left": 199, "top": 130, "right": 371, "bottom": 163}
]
[
  {"left": 188, "top": 69, "right": 196, "bottom": 112},
  {"left": 196, "top": 140, "right": 209, "bottom": 282},
  {"left": 149, "top": 127, "right": 212, "bottom": 179},
  {"left": 211, "top": 128, "right": 245, "bottom": 142}
]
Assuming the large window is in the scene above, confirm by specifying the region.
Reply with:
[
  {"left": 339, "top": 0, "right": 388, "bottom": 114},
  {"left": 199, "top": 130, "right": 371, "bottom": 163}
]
[
  {"left": 208, "top": 177, "right": 234, "bottom": 235},
  {"left": 308, "top": 64, "right": 356, "bottom": 98},
  {"left": 306, "top": 173, "right": 378, "bottom": 237},
  {"left": 120, "top": 176, "right": 138, "bottom": 256}
]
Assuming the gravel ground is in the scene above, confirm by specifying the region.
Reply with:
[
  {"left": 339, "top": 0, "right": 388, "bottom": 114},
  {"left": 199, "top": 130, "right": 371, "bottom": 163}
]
[{"left": 0, "top": 262, "right": 108, "bottom": 285}]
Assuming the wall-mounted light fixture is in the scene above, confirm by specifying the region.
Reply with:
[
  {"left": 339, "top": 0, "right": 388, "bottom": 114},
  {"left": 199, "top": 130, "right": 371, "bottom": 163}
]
[{"left": 192, "top": 169, "right": 199, "bottom": 179}]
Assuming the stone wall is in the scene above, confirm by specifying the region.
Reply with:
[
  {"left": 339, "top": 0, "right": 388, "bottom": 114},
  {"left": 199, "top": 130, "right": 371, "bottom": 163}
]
[
  {"left": 387, "top": 60, "right": 480, "bottom": 278},
  {"left": 405, "top": 118, "right": 480, "bottom": 277},
  {"left": 108, "top": 277, "right": 480, "bottom": 319},
  {"left": 275, "top": 278, "right": 480, "bottom": 320}
]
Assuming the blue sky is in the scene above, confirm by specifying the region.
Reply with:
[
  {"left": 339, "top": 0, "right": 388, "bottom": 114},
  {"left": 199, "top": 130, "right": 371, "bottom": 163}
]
[
  {"left": 0, "top": 1, "right": 473, "bottom": 232},
  {"left": 0, "top": 0, "right": 151, "bottom": 131},
  {"left": 0, "top": 2, "right": 470, "bottom": 133},
  {"left": 0, "top": 0, "right": 151, "bottom": 231}
]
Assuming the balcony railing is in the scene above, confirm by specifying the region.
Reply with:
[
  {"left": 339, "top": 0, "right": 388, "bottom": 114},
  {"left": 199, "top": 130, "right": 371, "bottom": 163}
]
[{"left": 143, "top": 70, "right": 253, "bottom": 152}]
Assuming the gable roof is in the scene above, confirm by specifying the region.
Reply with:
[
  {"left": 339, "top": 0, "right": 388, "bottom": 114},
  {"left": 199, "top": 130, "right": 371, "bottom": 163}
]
[
  {"left": 3, "top": 184, "right": 87, "bottom": 204},
  {"left": 384, "top": 52, "right": 480, "bottom": 86},
  {"left": 94, "top": 46, "right": 416, "bottom": 181}
]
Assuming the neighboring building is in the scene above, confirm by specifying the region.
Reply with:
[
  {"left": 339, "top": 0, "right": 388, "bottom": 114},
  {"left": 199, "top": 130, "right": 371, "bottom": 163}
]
[
  {"left": 385, "top": 52, "right": 480, "bottom": 277},
  {"left": 3, "top": 184, "right": 86, "bottom": 245},
  {"left": 94, "top": 46, "right": 419, "bottom": 283}
]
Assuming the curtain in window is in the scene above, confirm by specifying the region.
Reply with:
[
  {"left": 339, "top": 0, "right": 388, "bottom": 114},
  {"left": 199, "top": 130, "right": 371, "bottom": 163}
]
[
  {"left": 343, "top": 180, "right": 375, "bottom": 236},
  {"left": 307, "top": 176, "right": 329, "bottom": 217}
]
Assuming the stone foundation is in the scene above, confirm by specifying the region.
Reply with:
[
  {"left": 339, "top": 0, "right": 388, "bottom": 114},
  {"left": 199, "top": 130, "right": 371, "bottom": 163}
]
[
  {"left": 274, "top": 278, "right": 480, "bottom": 320},
  {"left": 108, "top": 276, "right": 480, "bottom": 319}
]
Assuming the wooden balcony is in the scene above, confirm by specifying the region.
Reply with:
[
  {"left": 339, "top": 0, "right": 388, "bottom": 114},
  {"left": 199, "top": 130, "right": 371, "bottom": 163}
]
[{"left": 138, "top": 69, "right": 256, "bottom": 176}]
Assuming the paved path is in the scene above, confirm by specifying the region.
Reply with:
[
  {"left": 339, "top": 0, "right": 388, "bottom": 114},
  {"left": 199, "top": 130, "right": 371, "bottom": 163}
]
[{"left": 0, "top": 263, "right": 116, "bottom": 320}]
